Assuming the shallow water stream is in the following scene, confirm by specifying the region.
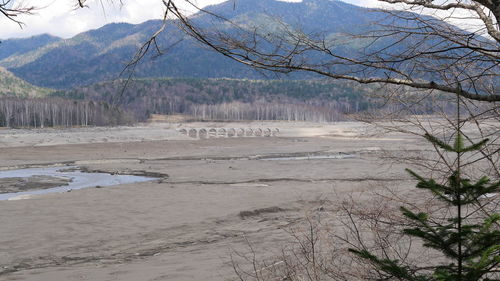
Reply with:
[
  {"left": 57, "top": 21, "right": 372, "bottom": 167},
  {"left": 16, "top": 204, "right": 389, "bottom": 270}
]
[{"left": 0, "top": 166, "right": 155, "bottom": 200}]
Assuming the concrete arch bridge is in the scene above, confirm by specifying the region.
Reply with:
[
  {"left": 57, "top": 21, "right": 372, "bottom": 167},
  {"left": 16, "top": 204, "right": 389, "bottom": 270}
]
[{"left": 178, "top": 128, "right": 280, "bottom": 139}]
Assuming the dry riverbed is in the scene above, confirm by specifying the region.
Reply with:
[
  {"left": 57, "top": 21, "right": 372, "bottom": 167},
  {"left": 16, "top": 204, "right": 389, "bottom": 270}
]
[{"left": 0, "top": 121, "right": 428, "bottom": 281}]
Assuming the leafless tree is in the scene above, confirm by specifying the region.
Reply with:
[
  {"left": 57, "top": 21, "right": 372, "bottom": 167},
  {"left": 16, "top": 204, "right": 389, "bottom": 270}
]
[
  {"left": 143, "top": 1, "right": 499, "bottom": 279},
  {"left": 2, "top": 0, "right": 498, "bottom": 102},
  {"left": 2, "top": 1, "right": 498, "bottom": 279},
  {"left": 0, "top": 97, "right": 134, "bottom": 127},
  {"left": 159, "top": 0, "right": 499, "bottom": 102},
  {"left": 6, "top": 0, "right": 493, "bottom": 168},
  {"left": 0, "top": 0, "right": 35, "bottom": 26}
]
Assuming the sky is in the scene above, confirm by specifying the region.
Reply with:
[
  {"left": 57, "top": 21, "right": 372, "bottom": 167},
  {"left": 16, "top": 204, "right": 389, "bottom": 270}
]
[{"left": 0, "top": 0, "right": 481, "bottom": 39}]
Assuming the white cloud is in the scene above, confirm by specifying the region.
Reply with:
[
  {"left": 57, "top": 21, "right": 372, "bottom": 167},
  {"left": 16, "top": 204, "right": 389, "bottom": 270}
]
[{"left": 0, "top": 0, "right": 224, "bottom": 39}]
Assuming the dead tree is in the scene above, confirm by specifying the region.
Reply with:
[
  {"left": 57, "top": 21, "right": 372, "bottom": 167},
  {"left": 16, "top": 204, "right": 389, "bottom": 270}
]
[{"left": 159, "top": 0, "right": 499, "bottom": 103}]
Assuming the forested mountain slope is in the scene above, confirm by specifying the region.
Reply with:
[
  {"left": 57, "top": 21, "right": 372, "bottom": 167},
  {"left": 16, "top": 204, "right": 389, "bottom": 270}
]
[
  {"left": 0, "top": 34, "right": 61, "bottom": 61},
  {"left": 0, "top": 0, "right": 382, "bottom": 89},
  {"left": 56, "top": 77, "right": 378, "bottom": 121},
  {"left": 0, "top": 67, "right": 53, "bottom": 97}
]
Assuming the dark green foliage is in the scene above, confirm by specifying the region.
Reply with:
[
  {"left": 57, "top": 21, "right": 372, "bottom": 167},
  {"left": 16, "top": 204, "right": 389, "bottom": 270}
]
[
  {"left": 349, "top": 248, "right": 429, "bottom": 281},
  {"left": 55, "top": 77, "right": 375, "bottom": 121},
  {"left": 424, "top": 133, "right": 490, "bottom": 154},
  {"left": 351, "top": 128, "right": 499, "bottom": 280}
]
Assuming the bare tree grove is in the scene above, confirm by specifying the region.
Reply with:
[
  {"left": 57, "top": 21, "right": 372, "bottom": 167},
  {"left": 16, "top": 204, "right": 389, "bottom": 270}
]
[
  {"left": 0, "top": 97, "right": 133, "bottom": 128},
  {"left": 189, "top": 101, "right": 348, "bottom": 122}
]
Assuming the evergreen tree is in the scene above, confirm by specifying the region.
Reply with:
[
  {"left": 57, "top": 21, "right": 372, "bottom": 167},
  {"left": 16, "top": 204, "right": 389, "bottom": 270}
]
[{"left": 349, "top": 97, "right": 499, "bottom": 281}]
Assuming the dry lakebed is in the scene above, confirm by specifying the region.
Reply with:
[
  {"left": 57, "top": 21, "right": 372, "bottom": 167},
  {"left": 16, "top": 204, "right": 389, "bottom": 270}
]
[{"left": 0, "top": 121, "right": 432, "bottom": 281}]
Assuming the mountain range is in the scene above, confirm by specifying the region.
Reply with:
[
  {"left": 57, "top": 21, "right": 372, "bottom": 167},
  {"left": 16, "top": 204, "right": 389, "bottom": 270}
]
[{"left": 0, "top": 0, "right": 380, "bottom": 89}]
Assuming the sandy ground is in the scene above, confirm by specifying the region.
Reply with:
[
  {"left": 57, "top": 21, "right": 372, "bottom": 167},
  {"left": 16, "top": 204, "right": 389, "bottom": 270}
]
[{"left": 0, "top": 121, "right": 429, "bottom": 281}]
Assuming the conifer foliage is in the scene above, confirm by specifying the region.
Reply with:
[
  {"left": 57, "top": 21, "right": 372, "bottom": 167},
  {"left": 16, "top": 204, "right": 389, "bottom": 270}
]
[{"left": 350, "top": 118, "right": 499, "bottom": 280}]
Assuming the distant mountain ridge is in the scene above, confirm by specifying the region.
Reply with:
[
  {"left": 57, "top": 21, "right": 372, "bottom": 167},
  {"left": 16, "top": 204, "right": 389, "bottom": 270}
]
[
  {"left": 0, "top": 34, "right": 61, "bottom": 61},
  {"left": 0, "top": 0, "right": 380, "bottom": 89}
]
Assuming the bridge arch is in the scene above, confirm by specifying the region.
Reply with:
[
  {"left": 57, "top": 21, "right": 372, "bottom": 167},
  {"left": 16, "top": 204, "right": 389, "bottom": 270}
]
[
  {"left": 208, "top": 128, "right": 217, "bottom": 138},
  {"left": 199, "top": 129, "right": 208, "bottom": 139},
  {"left": 188, "top": 129, "right": 198, "bottom": 138},
  {"left": 217, "top": 128, "right": 227, "bottom": 138}
]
